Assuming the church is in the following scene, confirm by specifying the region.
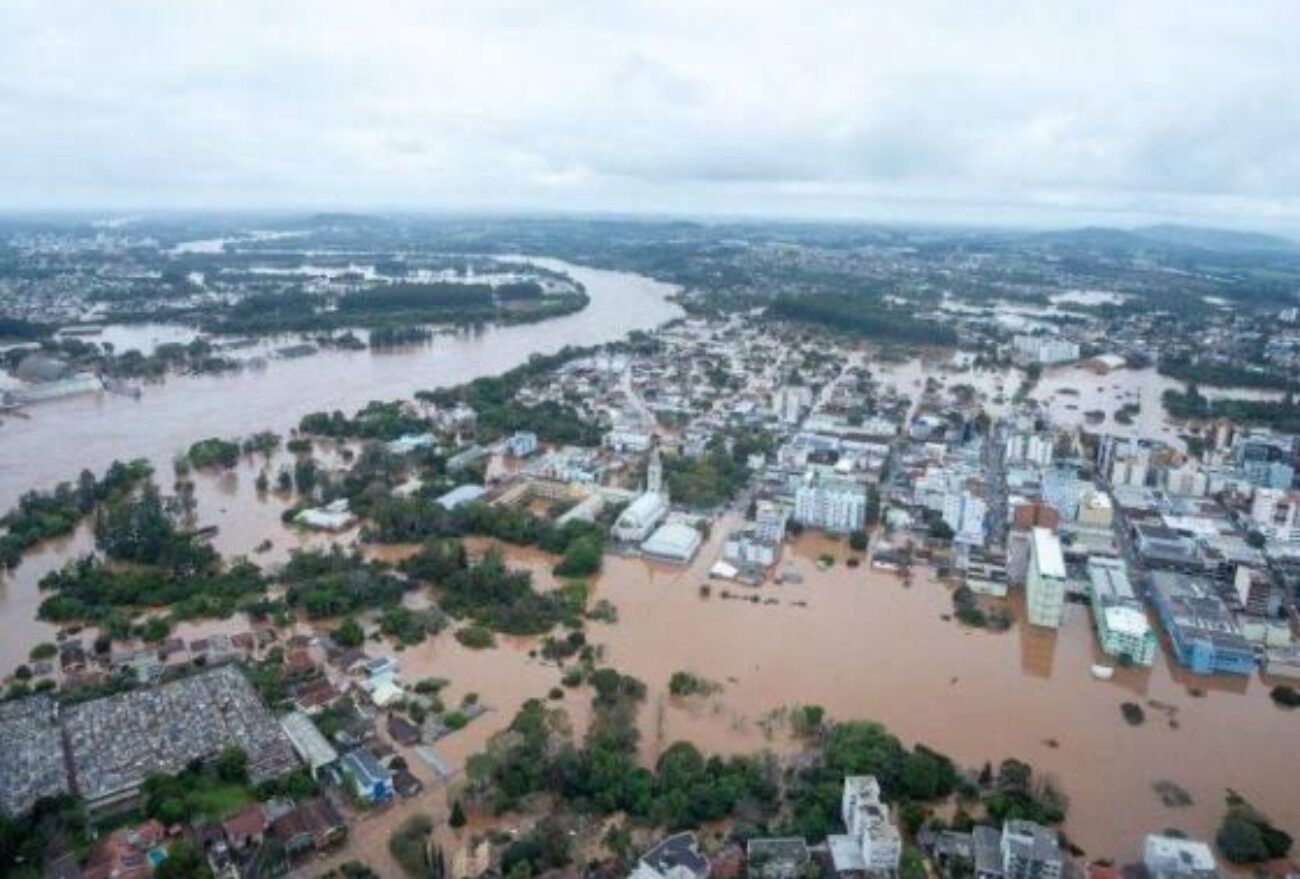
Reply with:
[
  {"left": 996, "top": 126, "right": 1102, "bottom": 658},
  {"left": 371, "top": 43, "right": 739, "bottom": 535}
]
[{"left": 612, "top": 445, "right": 670, "bottom": 543}]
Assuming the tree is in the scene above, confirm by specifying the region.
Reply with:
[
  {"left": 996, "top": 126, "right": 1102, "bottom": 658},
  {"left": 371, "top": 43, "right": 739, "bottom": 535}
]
[
  {"left": 333, "top": 617, "right": 365, "bottom": 648},
  {"left": 216, "top": 746, "right": 249, "bottom": 784},
  {"left": 389, "top": 813, "right": 435, "bottom": 878},
  {"left": 155, "top": 838, "right": 214, "bottom": 879},
  {"left": 899, "top": 847, "right": 926, "bottom": 879},
  {"left": 449, "top": 800, "right": 467, "bottom": 829},
  {"left": 1217, "top": 814, "right": 1269, "bottom": 865}
]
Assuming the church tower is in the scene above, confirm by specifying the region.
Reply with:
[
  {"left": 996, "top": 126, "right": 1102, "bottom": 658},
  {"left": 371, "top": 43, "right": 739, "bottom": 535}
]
[{"left": 646, "top": 445, "right": 664, "bottom": 497}]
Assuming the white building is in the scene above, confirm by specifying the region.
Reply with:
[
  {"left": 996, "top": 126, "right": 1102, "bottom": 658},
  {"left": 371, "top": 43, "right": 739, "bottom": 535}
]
[
  {"left": 1164, "top": 463, "right": 1209, "bottom": 497},
  {"left": 613, "top": 448, "right": 670, "bottom": 543},
  {"left": 753, "top": 501, "right": 790, "bottom": 543},
  {"left": 1143, "top": 834, "right": 1219, "bottom": 879},
  {"left": 723, "top": 529, "right": 779, "bottom": 568},
  {"left": 829, "top": 776, "right": 901, "bottom": 874},
  {"left": 1012, "top": 334, "right": 1080, "bottom": 365},
  {"left": 504, "top": 431, "right": 538, "bottom": 458},
  {"left": 943, "top": 488, "right": 988, "bottom": 545},
  {"left": 1087, "top": 557, "right": 1157, "bottom": 666},
  {"left": 1027, "top": 528, "right": 1067, "bottom": 628},
  {"left": 1076, "top": 488, "right": 1114, "bottom": 528},
  {"left": 794, "top": 473, "right": 866, "bottom": 534},
  {"left": 1251, "top": 488, "right": 1300, "bottom": 543},
  {"left": 1004, "top": 432, "right": 1054, "bottom": 468}
]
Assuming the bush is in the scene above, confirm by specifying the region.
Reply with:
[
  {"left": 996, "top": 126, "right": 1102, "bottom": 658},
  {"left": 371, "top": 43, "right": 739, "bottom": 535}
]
[
  {"left": 388, "top": 813, "right": 435, "bottom": 877},
  {"left": 455, "top": 625, "right": 495, "bottom": 649},
  {"left": 1269, "top": 685, "right": 1300, "bottom": 708}
]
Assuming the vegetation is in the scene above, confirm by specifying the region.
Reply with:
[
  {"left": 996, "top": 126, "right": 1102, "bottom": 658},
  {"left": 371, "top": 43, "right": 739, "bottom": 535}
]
[
  {"left": 186, "top": 437, "right": 242, "bottom": 469},
  {"left": 388, "top": 813, "right": 437, "bottom": 878},
  {"left": 661, "top": 434, "right": 765, "bottom": 509},
  {"left": 1269, "top": 684, "right": 1300, "bottom": 708},
  {"left": 0, "top": 458, "right": 152, "bottom": 569},
  {"left": 402, "top": 542, "right": 583, "bottom": 635},
  {"left": 1159, "top": 357, "right": 1300, "bottom": 392},
  {"left": 668, "top": 671, "right": 722, "bottom": 698},
  {"left": 770, "top": 292, "right": 958, "bottom": 346},
  {"left": 1216, "top": 794, "right": 1293, "bottom": 864},
  {"left": 1163, "top": 385, "right": 1300, "bottom": 433},
  {"left": 280, "top": 546, "right": 410, "bottom": 618}
]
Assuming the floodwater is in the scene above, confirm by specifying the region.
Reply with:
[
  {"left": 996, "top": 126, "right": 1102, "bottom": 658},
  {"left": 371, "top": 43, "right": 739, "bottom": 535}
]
[
  {"left": 0, "top": 259, "right": 682, "bottom": 510},
  {"left": 3, "top": 266, "right": 1297, "bottom": 864}
]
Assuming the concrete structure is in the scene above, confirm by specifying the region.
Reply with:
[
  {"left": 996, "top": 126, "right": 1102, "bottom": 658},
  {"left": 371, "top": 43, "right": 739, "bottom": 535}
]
[
  {"left": 944, "top": 487, "right": 988, "bottom": 545},
  {"left": 339, "top": 749, "right": 394, "bottom": 805},
  {"left": 1251, "top": 488, "right": 1300, "bottom": 544},
  {"left": 1000, "top": 821, "right": 1063, "bottom": 879},
  {"left": 1012, "top": 334, "right": 1080, "bottom": 366},
  {"left": 830, "top": 776, "right": 901, "bottom": 874},
  {"left": 1027, "top": 528, "right": 1067, "bottom": 629},
  {"left": 1086, "top": 557, "right": 1157, "bottom": 666},
  {"left": 631, "top": 832, "right": 710, "bottom": 879},
  {"left": 794, "top": 472, "right": 866, "bottom": 534},
  {"left": 1143, "top": 834, "right": 1219, "bottom": 879},
  {"left": 641, "top": 522, "right": 704, "bottom": 564},
  {"left": 613, "top": 447, "right": 670, "bottom": 543},
  {"left": 62, "top": 666, "right": 299, "bottom": 813},
  {"left": 1076, "top": 489, "right": 1114, "bottom": 528},
  {"left": 504, "top": 431, "right": 538, "bottom": 458},
  {"left": 280, "top": 711, "right": 340, "bottom": 779},
  {"left": 1149, "top": 572, "right": 1255, "bottom": 676}
]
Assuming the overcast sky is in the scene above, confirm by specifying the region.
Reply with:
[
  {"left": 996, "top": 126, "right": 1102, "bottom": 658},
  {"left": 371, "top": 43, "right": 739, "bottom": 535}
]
[{"left": 2, "top": 1, "right": 1298, "bottom": 232}]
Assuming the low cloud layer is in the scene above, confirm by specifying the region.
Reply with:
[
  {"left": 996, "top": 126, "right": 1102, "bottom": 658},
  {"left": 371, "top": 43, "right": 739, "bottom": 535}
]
[{"left": 2, "top": 0, "right": 1298, "bottom": 231}]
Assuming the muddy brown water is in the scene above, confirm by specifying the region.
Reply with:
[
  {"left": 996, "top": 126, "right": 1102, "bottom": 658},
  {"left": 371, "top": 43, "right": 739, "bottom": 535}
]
[{"left": 2, "top": 265, "right": 1296, "bottom": 863}]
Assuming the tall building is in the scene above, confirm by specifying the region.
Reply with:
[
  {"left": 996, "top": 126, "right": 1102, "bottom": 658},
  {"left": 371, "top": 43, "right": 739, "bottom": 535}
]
[
  {"left": 1250, "top": 488, "right": 1300, "bottom": 543},
  {"left": 794, "top": 472, "right": 866, "bottom": 534},
  {"left": 833, "top": 776, "right": 901, "bottom": 874},
  {"left": 1012, "top": 335, "right": 1080, "bottom": 366},
  {"left": 1086, "top": 557, "right": 1157, "bottom": 666},
  {"left": 1027, "top": 528, "right": 1067, "bottom": 628},
  {"left": 1005, "top": 432, "right": 1054, "bottom": 468},
  {"left": 1149, "top": 571, "right": 1255, "bottom": 676},
  {"left": 1076, "top": 488, "right": 1114, "bottom": 528},
  {"left": 612, "top": 447, "right": 669, "bottom": 543},
  {"left": 943, "top": 487, "right": 988, "bottom": 545},
  {"left": 1000, "top": 821, "right": 1063, "bottom": 879}
]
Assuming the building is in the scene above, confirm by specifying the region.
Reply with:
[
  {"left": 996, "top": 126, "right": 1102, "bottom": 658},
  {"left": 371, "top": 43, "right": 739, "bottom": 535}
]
[
  {"left": 944, "top": 487, "right": 989, "bottom": 545},
  {"left": 280, "top": 711, "right": 340, "bottom": 779},
  {"left": 1005, "top": 432, "right": 1054, "bottom": 468},
  {"left": 1149, "top": 572, "right": 1255, "bottom": 676},
  {"left": 753, "top": 501, "right": 790, "bottom": 543},
  {"left": 723, "top": 528, "right": 780, "bottom": 568},
  {"left": 1086, "top": 557, "right": 1157, "bottom": 666},
  {"left": 1075, "top": 489, "right": 1114, "bottom": 528},
  {"left": 1012, "top": 334, "right": 1080, "bottom": 366},
  {"left": 1026, "top": 528, "right": 1067, "bottom": 629},
  {"left": 794, "top": 472, "right": 866, "bottom": 534},
  {"left": 435, "top": 483, "right": 488, "bottom": 510},
  {"left": 1143, "top": 834, "right": 1219, "bottom": 879},
  {"left": 631, "top": 832, "right": 710, "bottom": 879},
  {"left": 1000, "top": 821, "right": 1063, "bottom": 879},
  {"left": 613, "top": 447, "right": 670, "bottom": 543},
  {"left": 62, "top": 665, "right": 299, "bottom": 813},
  {"left": 339, "top": 749, "right": 394, "bottom": 805},
  {"left": 829, "top": 776, "right": 901, "bottom": 874},
  {"left": 641, "top": 522, "right": 704, "bottom": 564},
  {"left": 1251, "top": 488, "right": 1300, "bottom": 543},
  {"left": 505, "top": 431, "right": 539, "bottom": 458}
]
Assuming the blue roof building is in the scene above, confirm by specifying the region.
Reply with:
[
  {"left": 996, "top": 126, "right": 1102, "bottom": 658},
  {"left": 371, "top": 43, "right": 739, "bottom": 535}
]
[
  {"left": 340, "top": 749, "right": 394, "bottom": 805},
  {"left": 1149, "top": 572, "right": 1255, "bottom": 676}
]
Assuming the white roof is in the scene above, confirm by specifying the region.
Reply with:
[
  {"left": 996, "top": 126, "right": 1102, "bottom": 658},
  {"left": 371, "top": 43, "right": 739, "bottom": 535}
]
[
  {"left": 1104, "top": 605, "right": 1152, "bottom": 637},
  {"left": 1031, "top": 527, "right": 1066, "bottom": 579},
  {"left": 280, "top": 710, "right": 338, "bottom": 769},
  {"left": 641, "top": 522, "right": 702, "bottom": 560},
  {"left": 436, "top": 484, "right": 487, "bottom": 509}
]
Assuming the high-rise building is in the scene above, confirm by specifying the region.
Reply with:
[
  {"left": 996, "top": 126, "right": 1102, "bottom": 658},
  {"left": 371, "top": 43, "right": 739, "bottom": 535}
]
[
  {"left": 839, "top": 776, "right": 901, "bottom": 873},
  {"left": 794, "top": 473, "right": 866, "bottom": 534},
  {"left": 1027, "top": 528, "right": 1067, "bottom": 628}
]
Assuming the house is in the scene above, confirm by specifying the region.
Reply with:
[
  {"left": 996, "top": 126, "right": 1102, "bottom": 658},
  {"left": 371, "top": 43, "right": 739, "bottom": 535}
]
[
  {"left": 280, "top": 711, "right": 340, "bottom": 779},
  {"left": 387, "top": 712, "right": 422, "bottom": 747},
  {"left": 221, "top": 803, "right": 268, "bottom": 851},
  {"left": 270, "top": 797, "right": 347, "bottom": 857},
  {"left": 82, "top": 820, "right": 167, "bottom": 879},
  {"left": 340, "top": 749, "right": 394, "bottom": 805},
  {"left": 1143, "top": 834, "right": 1219, "bottom": 879},
  {"left": 631, "top": 832, "right": 711, "bottom": 879}
]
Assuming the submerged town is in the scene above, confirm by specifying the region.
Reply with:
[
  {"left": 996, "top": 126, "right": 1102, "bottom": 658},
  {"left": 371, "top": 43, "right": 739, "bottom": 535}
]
[{"left": 1, "top": 215, "right": 1299, "bottom": 879}]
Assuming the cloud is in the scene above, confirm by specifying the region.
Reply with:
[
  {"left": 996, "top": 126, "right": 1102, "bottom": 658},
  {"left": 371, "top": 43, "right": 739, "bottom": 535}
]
[{"left": 1, "top": 0, "right": 1298, "bottom": 231}]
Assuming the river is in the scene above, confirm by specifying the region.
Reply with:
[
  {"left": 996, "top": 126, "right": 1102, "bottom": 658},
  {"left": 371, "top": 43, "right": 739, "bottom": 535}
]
[{"left": 0, "top": 259, "right": 682, "bottom": 510}]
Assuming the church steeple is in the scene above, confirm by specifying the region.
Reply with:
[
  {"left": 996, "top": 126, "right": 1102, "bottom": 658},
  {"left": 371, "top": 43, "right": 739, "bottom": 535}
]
[{"left": 647, "top": 444, "right": 663, "bottom": 497}]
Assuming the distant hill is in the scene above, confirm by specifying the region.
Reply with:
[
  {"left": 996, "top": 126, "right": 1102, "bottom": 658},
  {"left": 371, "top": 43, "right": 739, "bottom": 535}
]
[
  {"left": 1036, "top": 223, "right": 1297, "bottom": 254},
  {"left": 1133, "top": 224, "right": 1298, "bottom": 252}
]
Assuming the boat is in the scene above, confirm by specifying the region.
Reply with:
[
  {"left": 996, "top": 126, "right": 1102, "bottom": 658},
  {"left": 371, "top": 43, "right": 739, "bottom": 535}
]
[{"left": 1091, "top": 664, "right": 1115, "bottom": 680}]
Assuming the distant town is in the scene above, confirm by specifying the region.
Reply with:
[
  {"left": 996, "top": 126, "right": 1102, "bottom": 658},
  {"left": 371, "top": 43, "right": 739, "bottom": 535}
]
[{"left": 0, "top": 215, "right": 1297, "bottom": 879}]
